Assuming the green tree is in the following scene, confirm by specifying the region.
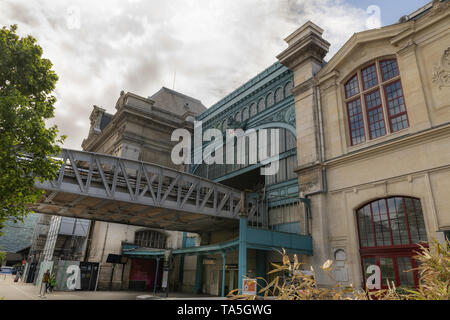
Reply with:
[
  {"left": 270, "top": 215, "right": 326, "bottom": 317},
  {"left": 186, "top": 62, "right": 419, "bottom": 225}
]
[{"left": 0, "top": 25, "right": 65, "bottom": 228}]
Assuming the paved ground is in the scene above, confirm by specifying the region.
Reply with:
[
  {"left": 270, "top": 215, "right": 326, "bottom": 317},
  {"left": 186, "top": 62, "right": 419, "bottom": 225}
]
[{"left": 0, "top": 274, "right": 223, "bottom": 300}]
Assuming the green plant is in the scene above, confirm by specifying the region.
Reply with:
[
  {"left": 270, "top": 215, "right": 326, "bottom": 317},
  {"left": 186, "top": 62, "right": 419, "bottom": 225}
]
[
  {"left": 230, "top": 239, "right": 449, "bottom": 300},
  {"left": 0, "top": 24, "right": 65, "bottom": 229}
]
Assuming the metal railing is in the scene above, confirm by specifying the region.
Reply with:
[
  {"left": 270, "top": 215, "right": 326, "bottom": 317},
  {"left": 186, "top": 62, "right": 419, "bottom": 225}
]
[{"left": 35, "top": 149, "right": 243, "bottom": 220}]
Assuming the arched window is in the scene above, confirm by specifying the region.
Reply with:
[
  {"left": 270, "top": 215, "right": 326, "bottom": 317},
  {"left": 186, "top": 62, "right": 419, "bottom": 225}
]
[
  {"left": 258, "top": 98, "right": 265, "bottom": 112},
  {"left": 266, "top": 92, "right": 274, "bottom": 108},
  {"left": 357, "top": 197, "right": 428, "bottom": 289},
  {"left": 250, "top": 103, "right": 257, "bottom": 117},
  {"left": 284, "top": 81, "right": 293, "bottom": 97},
  {"left": 275, "top": 87, "right": 283, "bottom": 103},
  {"left": 242, "top": 107, "right": 249, "bottom": 121},
  {"left": 344, "top": 58, "right": 409, "bottom": 146},
  {"left": 135, "top": 230, "right": 167, "bottom": 249},
  {"left": 235, "top": 112, "right": 241, "bottom": 122}
]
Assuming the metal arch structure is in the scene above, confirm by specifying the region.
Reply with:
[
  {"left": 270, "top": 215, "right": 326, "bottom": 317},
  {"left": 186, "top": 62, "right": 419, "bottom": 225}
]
[{"left": 33, "top": 149, "right": 244, "bottom": 233}]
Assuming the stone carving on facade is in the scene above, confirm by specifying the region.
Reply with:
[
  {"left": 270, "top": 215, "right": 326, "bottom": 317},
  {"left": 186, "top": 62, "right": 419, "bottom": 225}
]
[
  {"left": 254, "top": 104, "right": 296, "bottom": 129},
  {"left": 432, "top": 47, "right": 450, "bottom": 89}
]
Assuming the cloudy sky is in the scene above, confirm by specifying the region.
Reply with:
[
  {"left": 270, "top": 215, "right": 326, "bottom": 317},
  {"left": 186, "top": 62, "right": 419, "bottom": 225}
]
[{"left": 1, "top": 0, "right": 429, "bottom": 149}]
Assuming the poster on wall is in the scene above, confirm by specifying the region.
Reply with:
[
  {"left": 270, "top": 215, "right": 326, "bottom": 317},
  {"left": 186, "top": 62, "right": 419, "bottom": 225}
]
[
  {"left": 161, "top": 270, "right": 168, "bottom": 288},
  {"left": 242, "top": 279, "right": 257, "bottom": 295}
]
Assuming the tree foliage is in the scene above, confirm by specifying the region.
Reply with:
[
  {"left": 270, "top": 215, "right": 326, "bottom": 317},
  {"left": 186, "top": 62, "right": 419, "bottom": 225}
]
[{"left": 0, "top": 25, "right": 64, "bottom": 228}]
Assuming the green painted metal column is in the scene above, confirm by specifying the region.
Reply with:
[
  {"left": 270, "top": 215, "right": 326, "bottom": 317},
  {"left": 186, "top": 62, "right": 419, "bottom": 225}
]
[
  {"left": 153, "top": 257, "right": 160, "bottom": 295},
  {"left": 178, "top": 232, "right": 187, "bottom": 286},
  {"left": 256, "top": 250, "right": 266, "bottom": 296},
  {"left": 238, "top": 216, "right": 247, "bottom": 292},
  {"left": 194, "top": 255, "right": 204, "bottom": 294},
  {"left": 238, "top": 192, "right": 247, "bottom": 292},
  {"left": 221, "top": 251, "right": 227, "bottom": 297}
]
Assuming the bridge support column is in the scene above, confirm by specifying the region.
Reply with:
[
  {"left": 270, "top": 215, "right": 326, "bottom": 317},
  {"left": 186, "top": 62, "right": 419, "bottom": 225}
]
[
  {"left": 256, "top": 250, "right": 266, "bottom": 296},
  {"left": 194, "top": 255, "right": 204, "bottom": 294},
  {"left": 238, "top": 216, "right": 247, "bottom": 292},
  {"left": 221, "top": 251, "right": 227, "bottom": 297}
]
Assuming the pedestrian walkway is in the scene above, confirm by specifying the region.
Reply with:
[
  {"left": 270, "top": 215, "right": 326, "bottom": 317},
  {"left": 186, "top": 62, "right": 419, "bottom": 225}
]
[{"left": 0, "top": 275, "right": 224, "bottom": 300}]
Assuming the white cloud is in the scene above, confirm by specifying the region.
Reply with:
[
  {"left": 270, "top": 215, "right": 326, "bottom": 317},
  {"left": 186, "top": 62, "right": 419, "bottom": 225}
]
[{"left": 0, "top": 0, "right": 380, "bottom": 149}]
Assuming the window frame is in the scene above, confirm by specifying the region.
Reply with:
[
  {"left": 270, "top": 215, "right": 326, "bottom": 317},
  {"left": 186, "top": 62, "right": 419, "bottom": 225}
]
[
  {"left": 383, "top": 79, "right": 410, "bottom": 133},
  {"left": 343, "top": 58, "right": 409, "bottom": 147},
  {"left": 356, "top": 196, "right": 428, "bottom": 289},
  {"left": 363, "top": 88, "right": 386, "bottom": 140},
  {"left": 346, "top": 97, "right": 366, "bottom": 146}
]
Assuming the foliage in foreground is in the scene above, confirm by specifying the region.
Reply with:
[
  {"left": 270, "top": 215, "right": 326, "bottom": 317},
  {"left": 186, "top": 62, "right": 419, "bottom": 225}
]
[
  {"left": 229, "top": 240, "right": 449, "bottom": 300},
  {"left": 0, "top": 24, "right": 64, "bottom": 229}
]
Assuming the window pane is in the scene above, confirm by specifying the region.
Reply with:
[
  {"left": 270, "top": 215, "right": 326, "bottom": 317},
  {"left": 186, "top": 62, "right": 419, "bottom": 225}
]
[
  {"left": 397, "top": 257, "right": 415, "bottom": 287},
  {"left": 345, "top": 74, "right": 360, "bottom": 98},
  {"left": 381, "top": 59, "right": 399, "bottom": 81},
  {"left": 242, "top": 108, "right": 249, "bottom": 121},
  {"left": 372, "top": 200, "right": 392, "bottom": 246},
  {"left": 358, "top": 209, "right": 368, "bottom": 247},
  {"left": 258, "top": 98, "right": 265, "bottom": 112},
  {"left": 362, "top": 257, "right": 376, "bottom": 283},
  {"left": 347, "top": 98, "right": 366, "bottom": 145},
  {"left": 404, "top": 198, "right": 428, "bottom": 244},
  {"left": 362, "top": 64, "right": 378, "bottom": 90},
  {"left": 285, "top": 82, "right": 293, "bottom": 97},
  {"left": 413, "top": 199, "right": 428, "bottom": 243},
  {"left": 385, "top": 81, "right": 405, "bottom": 116},
  {"left": 388, "top": 198, "right": 409, "bottom": 245},
  {"left": 359, "top": 205, "right": 375, "bottom": 247},
  {"left": 275, "top": 88, "right": 283, "bottom": 103},
  {"left": 384, "top": 81, "right": 408, "bottom": 132},
  {"left": 250, "top": 103, "right": 257, "bottom": 117},
  {"left": 380, "top": 257, "right": 395, "bottom": 287},
  {"left": 365, "top": 90, "right": 386, "bottom": 139},
  {"left": 267, "top": 93, "right": 274, "bottom": 108}
]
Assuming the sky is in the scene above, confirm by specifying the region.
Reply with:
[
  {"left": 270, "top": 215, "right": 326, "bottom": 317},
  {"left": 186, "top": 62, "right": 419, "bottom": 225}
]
[{"left": 0, "top": 0, "right": 430, "bottom": 149}]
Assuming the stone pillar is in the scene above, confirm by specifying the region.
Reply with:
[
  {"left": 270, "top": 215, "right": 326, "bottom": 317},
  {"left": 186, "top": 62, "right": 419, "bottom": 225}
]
[{"left": 277, "top": 21, "right": 333, "bottom": 287}]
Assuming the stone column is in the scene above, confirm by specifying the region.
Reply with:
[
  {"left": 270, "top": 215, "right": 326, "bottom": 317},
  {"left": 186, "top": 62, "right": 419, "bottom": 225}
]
[{"left": 277, "top": 21, "right": 333, "bottom": 286}]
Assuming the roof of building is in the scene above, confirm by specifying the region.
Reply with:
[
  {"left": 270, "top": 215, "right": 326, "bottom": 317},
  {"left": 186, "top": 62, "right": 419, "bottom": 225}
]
[
  {"left": 99, "top": 112, "right": 113, "bottom": 130},
  {"left": 149, "top": 87, "right": 207, "bottom": 117},
  {"left": 196, "top": 62, "right": 289, "bottom": 121}
]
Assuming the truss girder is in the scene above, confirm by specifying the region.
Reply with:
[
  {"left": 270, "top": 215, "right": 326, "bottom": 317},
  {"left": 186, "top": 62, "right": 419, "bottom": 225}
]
[{"left": 36, "top": 149, "right": 243, "bottom": 220}]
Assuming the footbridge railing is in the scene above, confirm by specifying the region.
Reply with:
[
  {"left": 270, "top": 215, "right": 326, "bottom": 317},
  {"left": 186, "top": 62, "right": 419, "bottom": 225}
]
[{"left": 35, "top": 149, "right": 243, "bottom": 220}]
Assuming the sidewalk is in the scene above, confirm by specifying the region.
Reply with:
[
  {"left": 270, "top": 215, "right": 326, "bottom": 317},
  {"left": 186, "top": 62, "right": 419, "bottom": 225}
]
[{"left": 0, "top": 274, "right": 224, "bottom": 300}]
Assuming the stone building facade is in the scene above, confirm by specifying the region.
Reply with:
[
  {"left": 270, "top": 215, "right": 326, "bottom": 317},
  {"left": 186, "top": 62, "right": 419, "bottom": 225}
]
[
  {"left": 277, "top": 0, "right": 450, "bottom": 288},
  {"left": 81, "top": 88, "right": 206, "bottom": 290}
]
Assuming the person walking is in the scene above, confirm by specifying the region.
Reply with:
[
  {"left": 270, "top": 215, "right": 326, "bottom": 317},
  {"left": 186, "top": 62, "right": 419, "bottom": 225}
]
[{"left": 39, "top": 269, "right": 50, "bottom": 298}]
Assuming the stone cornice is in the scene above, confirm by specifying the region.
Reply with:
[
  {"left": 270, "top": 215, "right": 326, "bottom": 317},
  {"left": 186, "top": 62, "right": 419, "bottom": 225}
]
[
  {"left": 324, "top": 123, "right": 450, "bottom": 169},
  {"left": 292, "top": 77, "right": 318, "bottom": 96},
  {"left": 82, "top": 105, "right": 194, "bottom": 152},
  {"left": 317, "top": 23, "right": 410, "bottom": 79}
]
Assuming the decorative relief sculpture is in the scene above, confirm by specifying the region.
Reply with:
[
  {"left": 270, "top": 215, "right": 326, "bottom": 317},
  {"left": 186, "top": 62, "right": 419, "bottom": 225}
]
[{"left": 432, "top": 47, "right": 450, "bottom": 89}]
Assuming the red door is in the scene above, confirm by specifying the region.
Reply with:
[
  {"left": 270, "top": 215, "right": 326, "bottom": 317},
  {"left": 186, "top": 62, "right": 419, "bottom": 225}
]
[{"left": 129, "top": 259, "right": 162, "bottom": 290}]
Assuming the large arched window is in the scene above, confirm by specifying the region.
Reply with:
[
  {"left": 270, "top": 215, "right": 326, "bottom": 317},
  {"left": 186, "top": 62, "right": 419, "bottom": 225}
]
[
  {"left": 135, "top": 230, "right": 167, "bottom": 249},
  {"left": 266, "top": 92, "right": 274, "bottom": 108},
  {"left": 344, "top": 58, "right": 409, "bottom": 146},
  {"left": 258, "top": 98, "right": 265, "bottom": 112},
  {"left": 356, "top": 197, "right": 428, "bottom": 289}
]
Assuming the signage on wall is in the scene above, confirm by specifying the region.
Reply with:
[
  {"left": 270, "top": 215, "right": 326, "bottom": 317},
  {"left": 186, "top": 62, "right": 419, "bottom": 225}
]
[{"left": 242, "top": 279, "right": 257, "bottom": 295}]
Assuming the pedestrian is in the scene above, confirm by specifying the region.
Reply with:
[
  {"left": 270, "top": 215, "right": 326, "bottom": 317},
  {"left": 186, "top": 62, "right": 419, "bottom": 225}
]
[{"left": 39, "top": 269, "right": 50, "bottom": 298}]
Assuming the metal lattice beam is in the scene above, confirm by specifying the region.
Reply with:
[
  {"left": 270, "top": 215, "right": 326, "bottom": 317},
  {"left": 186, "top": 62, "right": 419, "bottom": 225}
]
[{"left": 35, "top": 149, "right": 243, "bottom": 220}]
